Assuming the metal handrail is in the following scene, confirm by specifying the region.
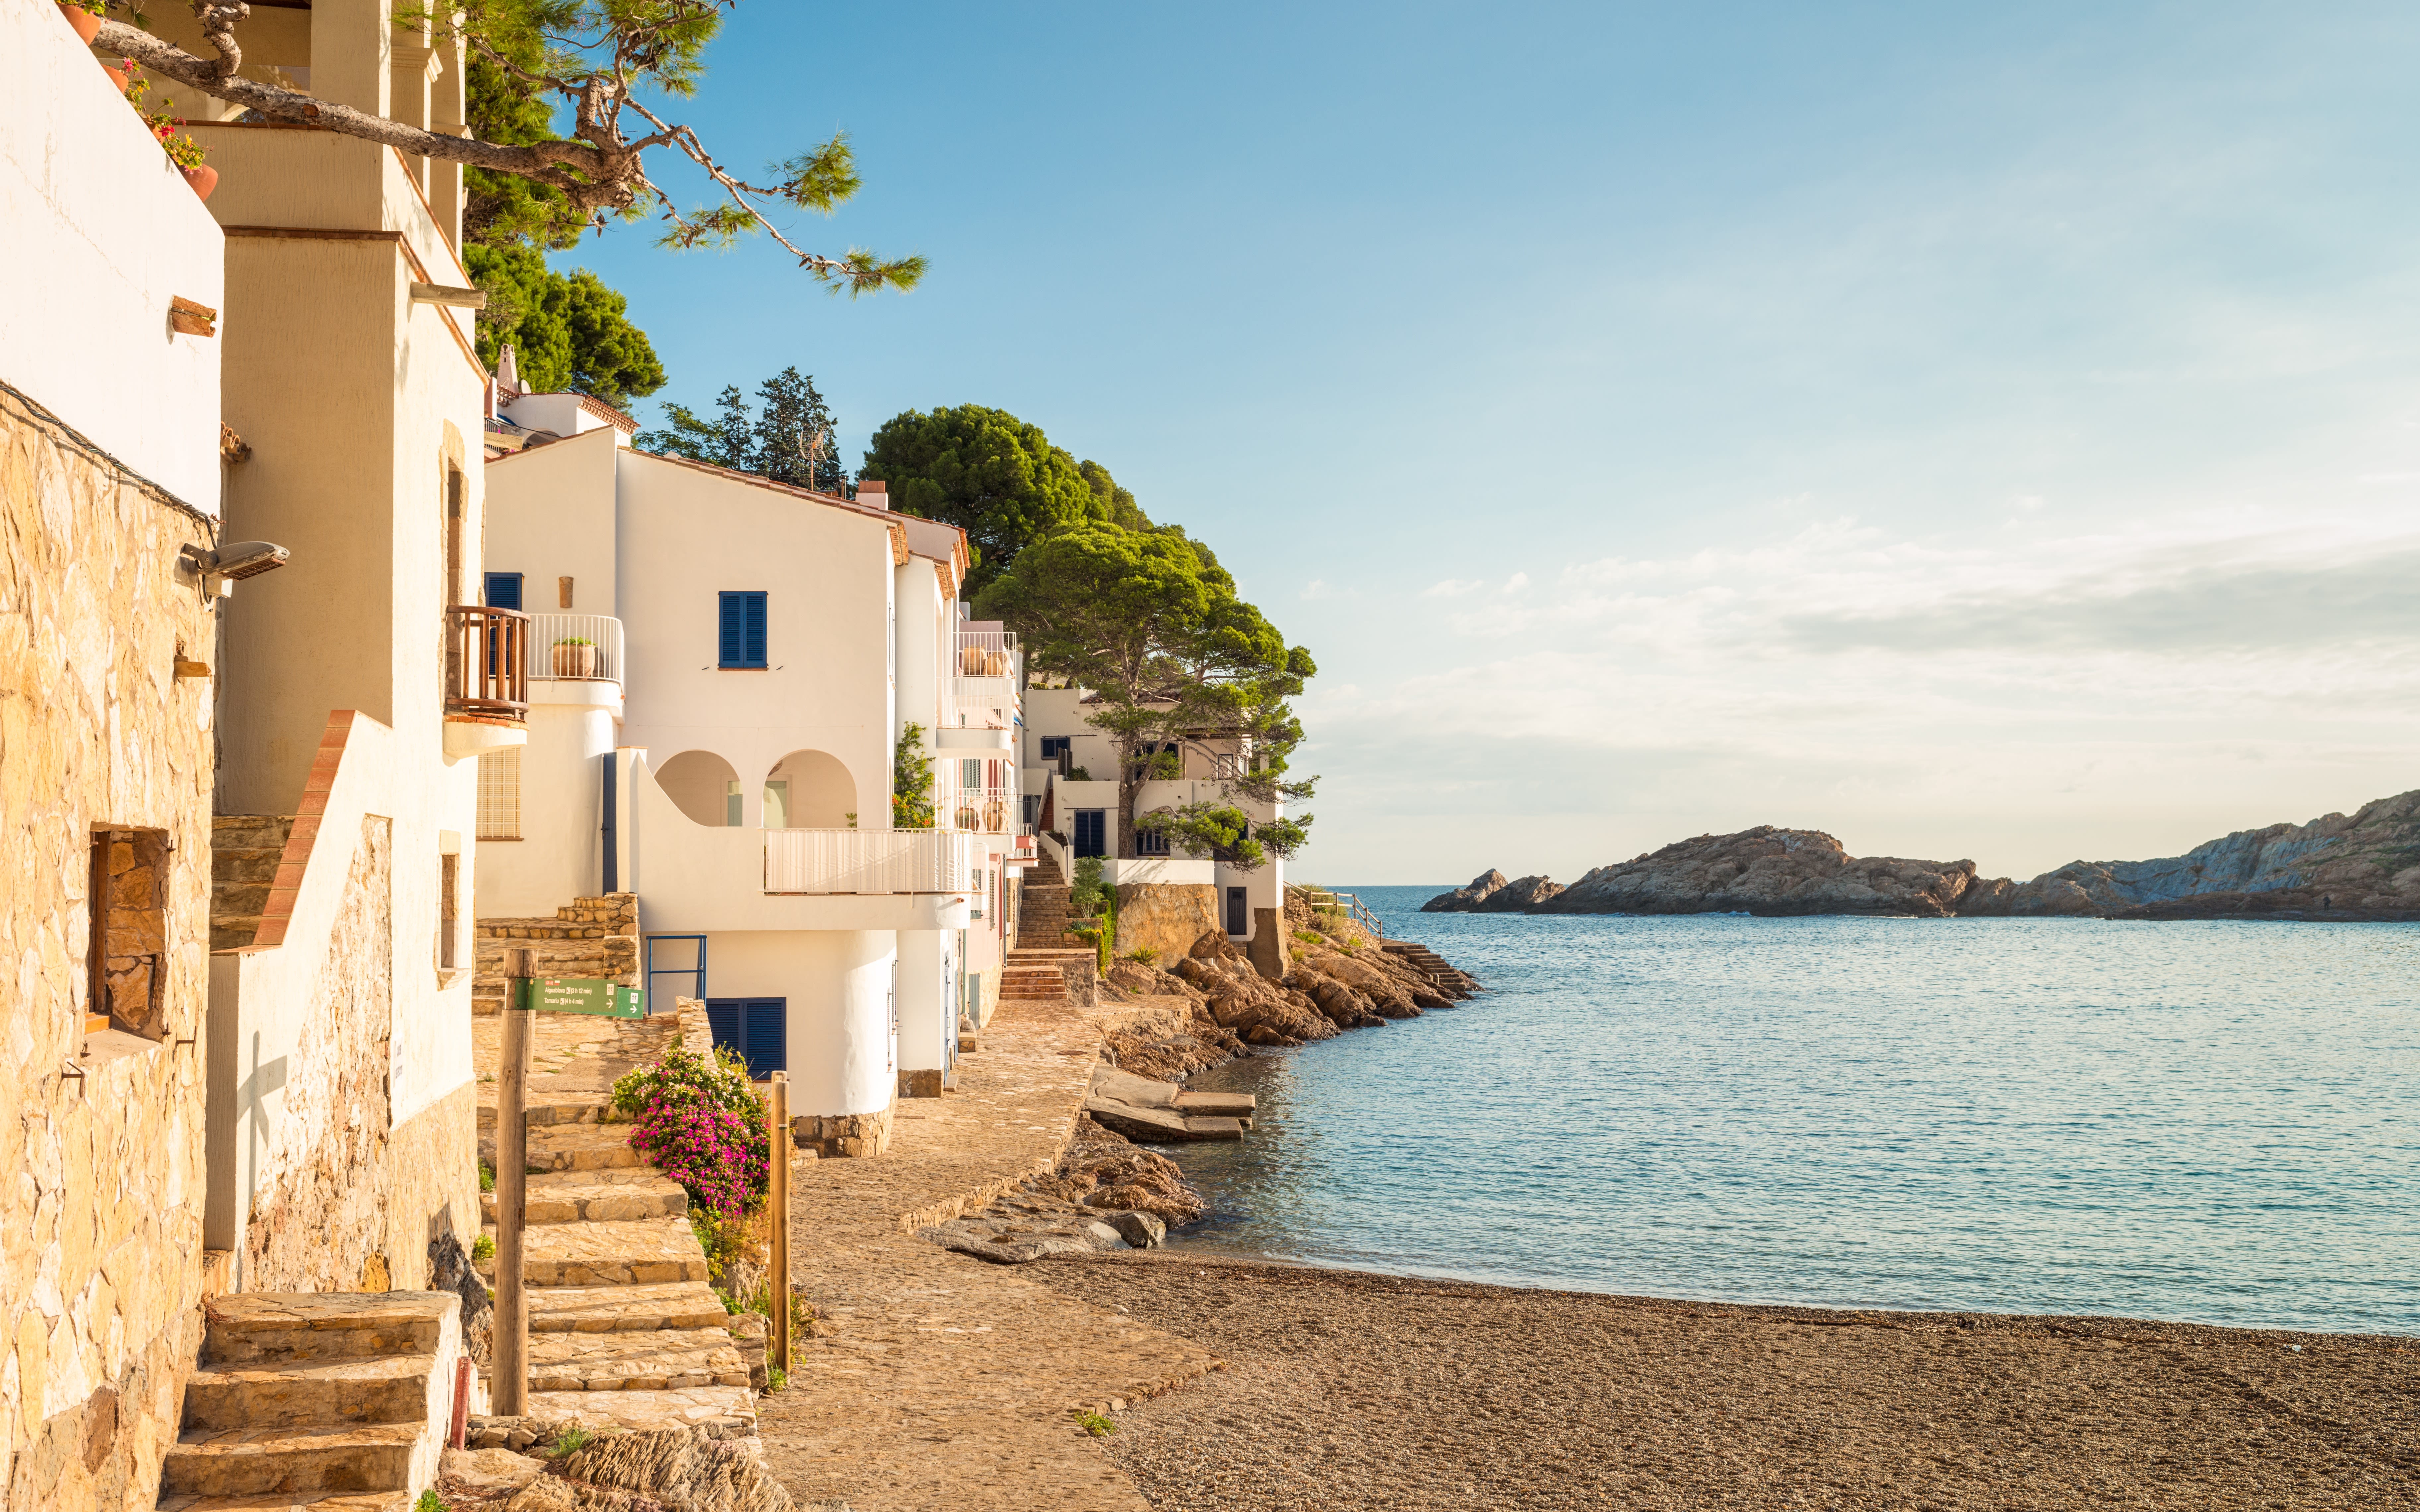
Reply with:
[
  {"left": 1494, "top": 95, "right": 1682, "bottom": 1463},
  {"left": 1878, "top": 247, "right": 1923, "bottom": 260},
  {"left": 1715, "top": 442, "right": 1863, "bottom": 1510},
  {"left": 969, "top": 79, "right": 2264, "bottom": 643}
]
[
  {"left": 763, "top": 828, "right": 975, "bottom": 894},
  {"left": 446, "top": 604, "right": 528, "bottom": 716}
]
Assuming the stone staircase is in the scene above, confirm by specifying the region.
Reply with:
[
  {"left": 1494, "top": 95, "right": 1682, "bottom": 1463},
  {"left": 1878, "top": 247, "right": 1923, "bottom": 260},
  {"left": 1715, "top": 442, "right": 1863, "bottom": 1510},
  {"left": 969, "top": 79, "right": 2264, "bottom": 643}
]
[
  {"left": 1381, "top": 940, "right": 1482, "bottom": 996},
  {"left": 473, "top": 893, "right": 640, "bottom": 1015},
  {"left": 155, "top": 1292, "right": 462, "bottom": 1511},
  {"left": 1003, "top": 948, "right": 1098, "bottom": 1008},
  {"left": 475, "top": 1088, "right": 760, "bottom": 1430},
  {"left": 209, "top": 814, "right": 295, "bottom": 951},
  {"left": 1014, "top": 852, "right": 1087, "bottom": 947}
]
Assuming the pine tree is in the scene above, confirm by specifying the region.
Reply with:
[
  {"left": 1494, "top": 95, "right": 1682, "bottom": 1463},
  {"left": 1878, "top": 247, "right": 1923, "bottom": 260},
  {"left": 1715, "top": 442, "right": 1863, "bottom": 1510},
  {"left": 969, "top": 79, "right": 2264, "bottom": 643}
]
[
  {"left": 634, "top": 386, "right": 753, "bottom": 468},
  {"left": 746, "top": 367, "right": 847, "bottom": 494}
]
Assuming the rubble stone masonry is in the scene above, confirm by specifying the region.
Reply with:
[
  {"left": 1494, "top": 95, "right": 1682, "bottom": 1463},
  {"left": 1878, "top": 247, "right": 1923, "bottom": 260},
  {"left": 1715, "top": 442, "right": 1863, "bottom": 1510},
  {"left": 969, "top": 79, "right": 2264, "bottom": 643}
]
[{"left": 0, "top": 390, "right": 220, "bottom": 1508}]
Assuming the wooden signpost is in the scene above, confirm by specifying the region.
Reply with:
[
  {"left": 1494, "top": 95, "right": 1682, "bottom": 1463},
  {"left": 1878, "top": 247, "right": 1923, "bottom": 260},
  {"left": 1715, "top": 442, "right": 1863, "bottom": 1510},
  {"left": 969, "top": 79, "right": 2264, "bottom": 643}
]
[
  {"left": 769, "top": 1070, "right": 791, "bottom": 1378},
  {"left": 493, "top": 947, "right": 533, "bottom": 1417}
]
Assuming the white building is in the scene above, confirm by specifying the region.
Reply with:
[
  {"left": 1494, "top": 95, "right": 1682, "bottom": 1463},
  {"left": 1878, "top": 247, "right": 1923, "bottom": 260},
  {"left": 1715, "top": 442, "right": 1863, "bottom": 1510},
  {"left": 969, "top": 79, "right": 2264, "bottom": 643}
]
[
  {"left": 481, "top": 417, "right": 1031, "bottom": 1155},
  {"left": 1021, "top": 688, "right": 1288, "bottom": 949}
]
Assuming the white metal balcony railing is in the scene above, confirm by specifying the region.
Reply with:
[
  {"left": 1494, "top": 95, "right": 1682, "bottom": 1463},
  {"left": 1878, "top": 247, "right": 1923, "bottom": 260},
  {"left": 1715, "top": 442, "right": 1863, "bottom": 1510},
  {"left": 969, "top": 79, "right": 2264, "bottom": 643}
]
[
  {"left": 954, "top": 627, "right": 1019, "bottom": 678},
  {"left": 952, "top": 629, "right": 1021, "bottom": 727},
  {"left": 763, "top": 828, "right": 975, "bottom": 895},
  {"left": 527, "top": 612, "right": 623, "bottom": 683},
  {"left": 939, "top": 784, "right": 1017, "bottom": 834}
]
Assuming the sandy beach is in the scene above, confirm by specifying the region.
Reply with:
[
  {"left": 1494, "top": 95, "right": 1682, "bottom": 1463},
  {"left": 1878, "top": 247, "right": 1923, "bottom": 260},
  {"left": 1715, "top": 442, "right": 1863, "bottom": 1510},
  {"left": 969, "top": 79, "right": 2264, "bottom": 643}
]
[{"left": 1034, "top": 1251, "right": 2420, "bottom": 1511}]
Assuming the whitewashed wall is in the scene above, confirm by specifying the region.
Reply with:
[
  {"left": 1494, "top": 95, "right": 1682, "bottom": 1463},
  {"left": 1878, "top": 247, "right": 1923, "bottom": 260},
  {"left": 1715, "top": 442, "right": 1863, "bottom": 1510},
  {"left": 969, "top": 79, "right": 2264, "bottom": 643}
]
[{"left": 0, "top": 0, "right": 224, "bottom": 512}]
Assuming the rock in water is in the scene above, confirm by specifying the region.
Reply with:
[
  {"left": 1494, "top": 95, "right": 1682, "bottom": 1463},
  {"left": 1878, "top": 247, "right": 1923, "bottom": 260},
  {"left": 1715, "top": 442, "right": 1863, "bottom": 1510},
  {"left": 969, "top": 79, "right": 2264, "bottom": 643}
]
[
  {"left": 1422, "top": 869, "right": 1508, "bottom": 911},
  {"left": 1537, "top": 827, "right": 1982, "bottom": 917},
  {"left": 1100, "top": 1209, "right": 1167, "bottom": 1247}
]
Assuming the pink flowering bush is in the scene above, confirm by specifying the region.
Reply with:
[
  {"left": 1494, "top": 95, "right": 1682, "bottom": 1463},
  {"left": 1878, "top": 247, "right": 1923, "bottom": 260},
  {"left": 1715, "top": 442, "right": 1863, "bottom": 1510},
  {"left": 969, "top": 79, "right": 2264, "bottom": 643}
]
[{"left": 612, "top": 1043, "right": 769, "bottom": 1219}]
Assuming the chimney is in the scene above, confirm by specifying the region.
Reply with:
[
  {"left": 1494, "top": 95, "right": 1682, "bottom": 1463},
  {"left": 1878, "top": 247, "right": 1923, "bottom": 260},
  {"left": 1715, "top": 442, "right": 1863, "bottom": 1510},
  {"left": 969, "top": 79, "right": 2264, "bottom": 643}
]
[
  {"left": 497, "top": 344, "right": 520, "bottom": 396},
  {"left": 857, "top": 479, "right": 889, "bottom": 510}
]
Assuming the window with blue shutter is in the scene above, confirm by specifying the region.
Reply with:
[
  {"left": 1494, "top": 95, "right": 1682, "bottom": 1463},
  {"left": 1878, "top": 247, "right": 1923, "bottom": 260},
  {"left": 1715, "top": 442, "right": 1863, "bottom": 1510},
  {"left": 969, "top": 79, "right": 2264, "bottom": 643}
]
[
  {"left": 485, "top": 572, "right": 524, "bottom": 610},
  {"left": 717, "top": 591, "right": 768, "bottom": 668},
  {"left": 705, "top": 996, "right": 786, "bottom": 1077}
]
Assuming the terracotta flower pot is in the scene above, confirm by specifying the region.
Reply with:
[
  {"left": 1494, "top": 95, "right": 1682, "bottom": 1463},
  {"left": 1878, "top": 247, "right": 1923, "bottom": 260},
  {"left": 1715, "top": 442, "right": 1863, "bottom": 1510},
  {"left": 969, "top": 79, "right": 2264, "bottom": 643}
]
[
  {"left": 59, "top": 4, "right": 102, "bottom": 44},
  {"left": 182, "top": 165, "right": 218, "bottom": 203},
  {"left": 551, "top": 642, "right": 598, "bottom": 678}
]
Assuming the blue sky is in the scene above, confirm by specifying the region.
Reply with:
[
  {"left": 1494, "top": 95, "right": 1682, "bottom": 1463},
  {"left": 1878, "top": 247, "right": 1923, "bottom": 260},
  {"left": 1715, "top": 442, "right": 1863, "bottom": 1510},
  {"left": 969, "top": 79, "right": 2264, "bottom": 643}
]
[{"left": 574, "top": 2, "right": 2420, "bottom": 884}]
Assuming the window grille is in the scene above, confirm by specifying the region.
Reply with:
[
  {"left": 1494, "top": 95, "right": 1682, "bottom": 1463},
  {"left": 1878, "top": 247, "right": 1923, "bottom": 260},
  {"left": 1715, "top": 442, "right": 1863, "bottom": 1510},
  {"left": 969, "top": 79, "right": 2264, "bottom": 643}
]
[{"left": 477, "top": 746, "right": 522, "bottom": 840}]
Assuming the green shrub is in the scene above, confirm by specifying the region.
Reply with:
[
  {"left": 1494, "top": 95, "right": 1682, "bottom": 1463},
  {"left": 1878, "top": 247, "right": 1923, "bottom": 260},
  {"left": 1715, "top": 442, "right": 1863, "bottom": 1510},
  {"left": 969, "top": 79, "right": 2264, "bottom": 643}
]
[{"left": 471, "top": 1234, "right": 495, "bottom": 1264}]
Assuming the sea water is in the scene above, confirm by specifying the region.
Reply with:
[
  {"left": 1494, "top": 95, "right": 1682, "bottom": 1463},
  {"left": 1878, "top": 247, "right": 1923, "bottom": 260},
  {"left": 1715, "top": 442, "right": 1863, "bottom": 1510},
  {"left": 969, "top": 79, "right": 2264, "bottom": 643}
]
[{"left": 1167, "top": 889, "right": 2420, "bottom": 1336}]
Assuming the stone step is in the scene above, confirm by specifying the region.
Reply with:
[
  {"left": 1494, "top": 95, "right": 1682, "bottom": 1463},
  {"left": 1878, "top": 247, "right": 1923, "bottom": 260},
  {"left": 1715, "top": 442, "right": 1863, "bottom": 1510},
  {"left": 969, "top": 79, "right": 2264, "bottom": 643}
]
[
  {"left": 525, "top": 1385, "right": 756, "bottom": 1435},
  {"left": 179, "top": 1354, "right": 436, "bottom": 1432},
  {"left": 476, "top": 1217, "right": 710, "bottom": 1288},
  {"left": 528, "top": 1281, "right": 731, "bottom": 1335},
  {"left": 482, "top": 1169, "right": 688, "bottom": 1226},
  {"left": 479, "top": 1124, "right": 642, "bottom": 1173},
  {"left": 157, "top": 1492, "right": 414, "bottom": 1512},
  {"left": 202, "top": 1293, "right": 454, "bottom": 1366},
  {"left": 158, "top": 1423, "right": 422, "bottom": 1498},
  {"left": 485, "top": 1327, "right": 751, "bottom": 1393},
  {"left": 476, "top": 1100, "right": 632, "bottom": 1133}
]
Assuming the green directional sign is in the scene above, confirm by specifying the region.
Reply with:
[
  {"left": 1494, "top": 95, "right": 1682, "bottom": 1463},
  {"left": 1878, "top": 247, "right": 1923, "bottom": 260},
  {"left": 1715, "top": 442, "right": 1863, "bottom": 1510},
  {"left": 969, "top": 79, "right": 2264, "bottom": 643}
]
[{"left": 514, "top": 978, "right": 644, "bottom": 1018}]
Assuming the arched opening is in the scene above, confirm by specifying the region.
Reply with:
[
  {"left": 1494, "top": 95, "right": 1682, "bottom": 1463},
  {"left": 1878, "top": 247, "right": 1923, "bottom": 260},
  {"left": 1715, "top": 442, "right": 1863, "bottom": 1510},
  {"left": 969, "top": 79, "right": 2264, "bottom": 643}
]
[
  {"left": 765, "top": 749, "right": 856, "bottom": 830},
  {"left": 657, "top": 749, "right": 741, "bottom": 827}
]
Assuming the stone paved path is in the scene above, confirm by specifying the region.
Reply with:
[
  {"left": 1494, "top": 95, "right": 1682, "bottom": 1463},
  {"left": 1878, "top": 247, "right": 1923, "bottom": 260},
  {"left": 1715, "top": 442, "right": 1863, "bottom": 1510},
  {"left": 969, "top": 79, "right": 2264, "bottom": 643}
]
[{"left": 756, "top": 990, "right": 1223, "bottom": 1512}]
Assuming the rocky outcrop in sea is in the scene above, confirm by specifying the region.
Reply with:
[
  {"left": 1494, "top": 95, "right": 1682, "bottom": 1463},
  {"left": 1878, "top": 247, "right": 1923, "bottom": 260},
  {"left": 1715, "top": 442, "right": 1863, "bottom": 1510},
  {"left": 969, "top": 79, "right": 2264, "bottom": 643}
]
[{"left": 1431, "top": 789, "right": 2420, "bottom": 920}]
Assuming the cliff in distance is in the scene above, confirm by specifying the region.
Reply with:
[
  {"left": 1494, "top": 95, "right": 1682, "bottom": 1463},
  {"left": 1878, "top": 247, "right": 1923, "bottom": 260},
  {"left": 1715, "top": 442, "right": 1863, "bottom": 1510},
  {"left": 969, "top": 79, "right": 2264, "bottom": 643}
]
[{"left": 1425, "top": 789, "right": 2420, "bottom": 920}]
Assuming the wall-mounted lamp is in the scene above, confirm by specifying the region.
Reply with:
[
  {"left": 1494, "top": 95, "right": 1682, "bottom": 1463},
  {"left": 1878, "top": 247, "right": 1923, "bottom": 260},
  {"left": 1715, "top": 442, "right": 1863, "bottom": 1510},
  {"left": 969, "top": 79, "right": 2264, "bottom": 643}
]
[{"left": 181, "top": 540, "right": 291, "bottom": 599}]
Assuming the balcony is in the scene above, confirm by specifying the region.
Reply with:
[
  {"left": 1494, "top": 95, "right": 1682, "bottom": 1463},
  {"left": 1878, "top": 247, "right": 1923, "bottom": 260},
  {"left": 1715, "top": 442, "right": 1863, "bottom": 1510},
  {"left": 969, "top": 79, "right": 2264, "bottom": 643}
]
[
  {"left": 527, "top": 612, "right": 623, "bottom": 685},
  {"left": 764, "top": 828, "right": 978, "bottom": 895},
  {"left": 940, "top": 784, "right": 1017, "bottom": 835},
  {"left": 952, "top": 627, "right": 1022, "bottom": 728},
  {"left": 445, "top": 604, "right": 527, "bottom": 717}
]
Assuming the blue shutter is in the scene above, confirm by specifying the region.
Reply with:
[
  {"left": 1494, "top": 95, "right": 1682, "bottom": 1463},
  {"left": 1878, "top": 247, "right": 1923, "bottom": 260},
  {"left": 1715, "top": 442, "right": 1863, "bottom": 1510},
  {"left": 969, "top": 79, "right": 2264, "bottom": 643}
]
[
  {"left": 705, "top": 999, "right": 740, "bottom": 1056},
  {"left": 485, "top": 572, "right": 523, "bottom": 610},
  {"left": 718, "top": 593, "right": 744, "bottom": 667},
  {"left": 744, "top": 593, "right": 767, "bottom": 667},
  {"left": 743, "top": 999, "right": 787, "bottom": 1076},
  {"left": 718, "top": 592, "right": 768, "bottom": 668}
]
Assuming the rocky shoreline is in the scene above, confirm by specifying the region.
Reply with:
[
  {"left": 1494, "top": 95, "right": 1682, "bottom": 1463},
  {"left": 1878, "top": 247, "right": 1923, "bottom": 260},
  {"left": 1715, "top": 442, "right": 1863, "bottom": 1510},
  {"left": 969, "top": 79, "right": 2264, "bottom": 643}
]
[{"left": 1428, "top": 787, "right": 2420, "bottom": 920}]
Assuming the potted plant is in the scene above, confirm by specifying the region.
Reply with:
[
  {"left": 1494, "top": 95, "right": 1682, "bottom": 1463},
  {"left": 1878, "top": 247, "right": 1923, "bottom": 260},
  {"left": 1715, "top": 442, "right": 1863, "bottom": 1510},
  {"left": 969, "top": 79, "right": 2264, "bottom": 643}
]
[
  {"left": 551, "top": 636, "right": 598, "bottom": 678},
  {"left": 59, "top": 0, "right": 103, "bottom": 44}
]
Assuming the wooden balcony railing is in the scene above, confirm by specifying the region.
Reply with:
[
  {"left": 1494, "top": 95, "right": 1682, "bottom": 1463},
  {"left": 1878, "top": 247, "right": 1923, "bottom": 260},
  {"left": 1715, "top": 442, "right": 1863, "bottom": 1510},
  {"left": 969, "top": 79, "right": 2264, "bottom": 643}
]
[{"left": 446, "top": 604, "right": 528, "bottom": 717}]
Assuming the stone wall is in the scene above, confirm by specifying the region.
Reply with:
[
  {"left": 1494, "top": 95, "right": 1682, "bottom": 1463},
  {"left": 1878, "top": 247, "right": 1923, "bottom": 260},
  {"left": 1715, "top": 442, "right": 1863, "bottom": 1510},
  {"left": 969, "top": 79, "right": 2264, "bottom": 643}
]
[
  {"left": 0, "top": 388, "right": 220, "bottom": 1508},
  {"left": 244, "top": 816, "right": 397, "bottom": 1293},
  {"left": 1112, "top": 883, "right": 1222, "bottom": 966}
]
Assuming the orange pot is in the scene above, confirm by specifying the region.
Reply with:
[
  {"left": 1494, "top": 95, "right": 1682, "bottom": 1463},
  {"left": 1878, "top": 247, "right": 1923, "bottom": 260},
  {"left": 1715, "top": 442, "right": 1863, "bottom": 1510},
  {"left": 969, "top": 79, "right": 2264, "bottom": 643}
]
[
  {"left": 182, "top": 165, "right": 218, "bottom": 203},
  {"left": 59, "top": 4, "right": 101, "bottom": 44}
]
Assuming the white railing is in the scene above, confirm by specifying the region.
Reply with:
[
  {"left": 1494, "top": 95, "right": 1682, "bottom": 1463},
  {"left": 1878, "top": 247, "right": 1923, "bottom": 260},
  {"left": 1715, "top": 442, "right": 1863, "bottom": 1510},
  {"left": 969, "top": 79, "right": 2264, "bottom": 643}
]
[
  {"left": 527, "top": 613, "right": 624, "bottom": 683},
  {"left": 938, "top": 784, "right": 1017, "bottom": 834},
  {"left": 763, "top": 828, "right": 975, "bottom": 895},
  {"left": 954, "top": 627, "right": 1019, "bottom": 675},
  {"left": 953, "top": 630, "right": 1022, "bottom": 727}
]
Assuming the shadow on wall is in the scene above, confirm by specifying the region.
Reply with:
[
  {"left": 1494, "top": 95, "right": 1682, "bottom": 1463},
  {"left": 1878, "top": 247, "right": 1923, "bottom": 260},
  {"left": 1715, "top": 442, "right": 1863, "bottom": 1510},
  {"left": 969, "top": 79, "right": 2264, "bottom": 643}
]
[
  {"left": 657, "top": 749, "right": 739, "bottom": 826},
  {"left": 766, "top": 749, "right": 854, "bottom": 829}
]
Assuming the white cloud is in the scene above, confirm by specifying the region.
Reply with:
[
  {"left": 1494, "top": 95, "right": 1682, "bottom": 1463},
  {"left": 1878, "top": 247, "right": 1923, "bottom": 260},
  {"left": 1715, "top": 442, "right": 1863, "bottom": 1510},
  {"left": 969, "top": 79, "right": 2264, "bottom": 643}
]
[{"left": 1422, "top": 579, "right": 1484, "bottom": 598}]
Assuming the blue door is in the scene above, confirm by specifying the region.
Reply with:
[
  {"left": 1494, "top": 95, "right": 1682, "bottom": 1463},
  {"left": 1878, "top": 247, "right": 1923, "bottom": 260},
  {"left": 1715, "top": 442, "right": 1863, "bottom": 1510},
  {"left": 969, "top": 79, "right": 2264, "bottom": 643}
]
[
  {"left": 704, "top": 997, "right": 786, "bottom": 1078},
  {"left": 1073, "top": 809, "right": 1107, "bottom": 857}
]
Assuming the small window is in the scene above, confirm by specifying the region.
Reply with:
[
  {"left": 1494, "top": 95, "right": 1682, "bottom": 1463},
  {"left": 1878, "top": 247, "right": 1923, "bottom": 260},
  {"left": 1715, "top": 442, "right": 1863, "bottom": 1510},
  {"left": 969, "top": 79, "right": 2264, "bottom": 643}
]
[
  {"left": 1136, "top": 824, "right": 1169, "bottom": 856},
  {"left": 484, "top": 572, "right": 524, "bottom": 611},
  {"left": 88, "top": 827, "right": 169, "bottom": 1040},
  {"left": 477, "top": 747, "right": 522, "bottom": 840},
  {"left": 1040, "top": 736, "right": 1069, "bottom": 761},
  {"left": 438, "top": 852, "right": 460, "bottom": 970},
  {"left": 718, "top": 591, "right": 768, "bottom": 668}
]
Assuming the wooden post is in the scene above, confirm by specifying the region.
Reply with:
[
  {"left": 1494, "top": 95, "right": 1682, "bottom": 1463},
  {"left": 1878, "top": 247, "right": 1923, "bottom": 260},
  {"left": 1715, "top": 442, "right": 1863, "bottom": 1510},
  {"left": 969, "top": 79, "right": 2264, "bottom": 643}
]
[
  {"left": 769, "top": 1070, "right": 791, "bottom": 1379},
  {"left": 494, "top": 946, "right": 533, "bottom": 1417}
]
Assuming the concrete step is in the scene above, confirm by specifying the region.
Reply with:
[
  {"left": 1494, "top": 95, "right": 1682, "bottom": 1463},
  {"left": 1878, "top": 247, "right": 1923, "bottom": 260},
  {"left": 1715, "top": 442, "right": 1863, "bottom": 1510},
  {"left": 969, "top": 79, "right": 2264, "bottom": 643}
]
[
  {"left": 1172, "top": 1090, "right": 1257, "bottom": 1117},
  {"left": 479, "top": 1124, "right": 642, "bottom": 1173},
  {"left": 482, "top": 1169, "right": 688, "bottom": 1226},
  {"left": 528, "top": 1281, "right": 730, "bottom": 1335},
  {"left": 486, "top": 1327, "right": 751, "bottom": 1393},
  {"left": 158, "top": 1423, "right": 422, "bottom": 1498},
  {"left": 179, "top": 1354, "right": 435, "bottom": 1432},
  {"left": 157, "top": 1492, "right": 414, "bottom": 1512},
  {"left": 477, "top": 1217, "right": 710, "bottom": 1288},
  {"left": 201, "top": 1294, "right": 453, "bottom": 1366}
]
